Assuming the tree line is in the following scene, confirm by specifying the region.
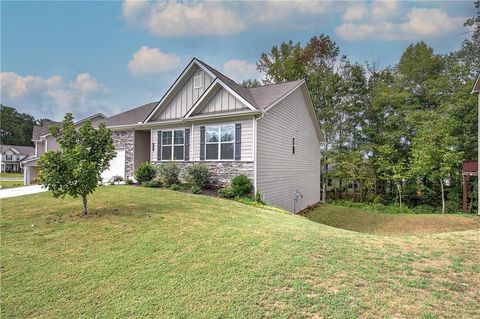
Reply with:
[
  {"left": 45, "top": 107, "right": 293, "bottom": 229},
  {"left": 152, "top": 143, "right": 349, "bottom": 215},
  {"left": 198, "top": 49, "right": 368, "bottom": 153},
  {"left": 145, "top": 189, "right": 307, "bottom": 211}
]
[
  {"left": 245, "top": 2, "right": 479, "bottom": 213},
  {"left": 0, "top": 104, "right": 53, "bottom": 147}
]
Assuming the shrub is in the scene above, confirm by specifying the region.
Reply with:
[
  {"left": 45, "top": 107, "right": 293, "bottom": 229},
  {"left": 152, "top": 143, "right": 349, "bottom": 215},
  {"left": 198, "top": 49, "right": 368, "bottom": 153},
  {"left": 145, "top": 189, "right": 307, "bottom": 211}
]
[
  {"left": 135, "top": 162, "right": 156, "bottom": 183},
  {"left": 191, "top": 185, "right": 202, "bottom": 194},
  {"left": 113, "top": 175, "right": 123, "bottom": 184},
  {"left": 170, "top": 183, "right": 181, "bottom": 191},
  {"left": 218, "top": 187, "right": 236, "bottom": 198},
  {"left": 157, "top": 162, "right": 180, "bottom": 187},
  {"left": 125, "top": 179, "right": 134, "bottom": 185},
  {"left": 231, "top": 174, "right": 253, "bottom": 197},
  {"left": 142, "top": 179, "right": 162, "bottom": 188},
  {"left": 185, "top": 164, "right": 212, "bottom": 189}
]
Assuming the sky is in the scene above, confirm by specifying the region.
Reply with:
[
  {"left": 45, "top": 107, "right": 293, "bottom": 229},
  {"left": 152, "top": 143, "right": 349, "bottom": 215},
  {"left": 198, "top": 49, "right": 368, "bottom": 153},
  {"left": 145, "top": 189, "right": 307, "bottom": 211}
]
[{"left": 1, "top": 0, "right": 475, "bottom": 121}]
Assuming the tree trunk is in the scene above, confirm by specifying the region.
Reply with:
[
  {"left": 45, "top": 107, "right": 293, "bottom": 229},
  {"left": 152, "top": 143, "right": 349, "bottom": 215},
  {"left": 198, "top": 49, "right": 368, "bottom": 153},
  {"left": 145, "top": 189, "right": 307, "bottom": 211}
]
[
  {"left": 82, "top": 194, "right": 88, "bottom": 216},
  {"left": 440, "top": 178, "right": 445, "bottom": 214},
  {"left": 396, "top": 181, "right": 402, "bottom": 211}
]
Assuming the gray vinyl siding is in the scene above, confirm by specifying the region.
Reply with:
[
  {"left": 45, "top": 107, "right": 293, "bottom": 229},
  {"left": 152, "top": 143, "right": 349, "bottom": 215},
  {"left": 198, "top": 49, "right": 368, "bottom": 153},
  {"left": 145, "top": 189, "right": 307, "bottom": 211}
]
[
  {"left": 197, "top": 88, "right": 246, "bottom": 115},
  {"left": 134, "top": 130, "right": 151, "bottom": 169},
  {"left": 150, "top": 117, "right": 254, "bottom": 162},
  {"left": 256, "top": 86, "right": 321, "bottom": 213},
  {"left": 191, "top": 117, "right": 254, "bottom": 161},
  {"left": 36, "top": 141, "right": 46, "bottom": 156},
  {"left": 156, "top": 68, "right": 213, "bottom": 120},
  {"left": 46, "top": 135, "right": 60, "bottom": 152}
]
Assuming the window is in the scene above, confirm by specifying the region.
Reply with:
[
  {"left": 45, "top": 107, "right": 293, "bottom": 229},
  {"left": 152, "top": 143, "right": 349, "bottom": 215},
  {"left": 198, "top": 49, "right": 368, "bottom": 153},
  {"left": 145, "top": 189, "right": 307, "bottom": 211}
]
[
  {"left": 327, "top": 178, "right": 332, "bottom": 187},
  {"left": 292, "top": 138, "right": 295, "bottom": 154},
  {"left": 6, "top": 155, "right": 12, "bottom": 160},
  {"left": 205, "top": 124, "right": 235, "bottom": 160},
  {"left": 193, "top": 75, "right": 202, "bottom": 89},
  {"left": 161, "top": 129, "right": 185, "bottom": 160}
]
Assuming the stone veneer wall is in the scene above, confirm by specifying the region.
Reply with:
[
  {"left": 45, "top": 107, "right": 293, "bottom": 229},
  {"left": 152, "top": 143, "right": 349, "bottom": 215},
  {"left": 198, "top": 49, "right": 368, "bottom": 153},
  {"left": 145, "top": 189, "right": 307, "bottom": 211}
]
[
  {"left": 111, "top": 130, "right": 134, "bottom": 179},
  {"left": 152, "top": 161, "right": 254, "bottom": 187}
]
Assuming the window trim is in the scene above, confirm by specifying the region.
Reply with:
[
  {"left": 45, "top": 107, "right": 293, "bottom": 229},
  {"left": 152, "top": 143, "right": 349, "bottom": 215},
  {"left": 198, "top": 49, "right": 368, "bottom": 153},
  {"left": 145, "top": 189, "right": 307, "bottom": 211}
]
[
  {"left": 160, "top": 129, "right": 186, "bottom": 161},
  {"left": 204, "top": 124, "right": 236, "bottom": 161}
]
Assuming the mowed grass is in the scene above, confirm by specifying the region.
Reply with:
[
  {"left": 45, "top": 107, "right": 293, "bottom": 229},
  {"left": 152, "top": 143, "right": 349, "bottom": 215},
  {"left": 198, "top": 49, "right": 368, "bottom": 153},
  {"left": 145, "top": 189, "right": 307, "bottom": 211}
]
[
  {"left": 305, "top": 204, "right": 480, "bottom": 235},
  {"left": 0, "top": 172, "right": 23, "bottom": 179},
  {"left": 0, "top": 180, "right": 24, "bottom": 189},
  {"left": 1, "top": 187, "right": 480, "bottom": 318}
]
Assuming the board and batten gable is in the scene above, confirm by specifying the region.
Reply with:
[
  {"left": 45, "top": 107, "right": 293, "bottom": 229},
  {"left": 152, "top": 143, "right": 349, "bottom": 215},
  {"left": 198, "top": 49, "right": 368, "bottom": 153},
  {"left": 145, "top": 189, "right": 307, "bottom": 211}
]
[
  {"left": 256, "top": 85, "right": 321, "bottom": 212},
  {"left": 153, "top": 67, "right": 213, "bottom": 121},
  {"left": 196, "top": 87, "right": 248, "bottom": 115}
]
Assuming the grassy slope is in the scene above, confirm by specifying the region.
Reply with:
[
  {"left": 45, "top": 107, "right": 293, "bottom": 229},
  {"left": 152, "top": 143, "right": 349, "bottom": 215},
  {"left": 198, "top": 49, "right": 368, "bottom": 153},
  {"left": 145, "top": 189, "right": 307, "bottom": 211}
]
[
  {"left": 1, "top": 186, "right": 480, "bottom": 318},
  {"left": 305, "top": 204, "right": 480, "bottom": 235}
]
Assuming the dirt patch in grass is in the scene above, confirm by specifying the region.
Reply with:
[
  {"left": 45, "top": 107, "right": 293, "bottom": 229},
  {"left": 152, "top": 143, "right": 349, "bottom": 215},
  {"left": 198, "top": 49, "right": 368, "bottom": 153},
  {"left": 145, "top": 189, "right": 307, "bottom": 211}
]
[{"left": 304, "top": 204, "right": 480, "bottom": 235}]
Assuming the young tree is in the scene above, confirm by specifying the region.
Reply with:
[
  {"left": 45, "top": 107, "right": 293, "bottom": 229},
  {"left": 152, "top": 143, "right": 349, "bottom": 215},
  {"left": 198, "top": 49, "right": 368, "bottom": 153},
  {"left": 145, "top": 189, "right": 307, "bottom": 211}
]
[{"left": 37, "top": 114, "right": 115, "bottom": 215}]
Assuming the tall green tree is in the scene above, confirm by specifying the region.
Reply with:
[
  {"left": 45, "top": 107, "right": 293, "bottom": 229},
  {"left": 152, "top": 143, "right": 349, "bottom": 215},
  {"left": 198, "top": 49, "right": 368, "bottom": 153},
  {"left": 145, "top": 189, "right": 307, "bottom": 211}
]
[
  {"left": 0, "top": 105, "right": 36, "bottom": 146},
  {"left": 410, "top": 111, "right": 463, "bottom": 214},
  {"left": 38, "top": 114, "right": 115, "bottom": 215}
]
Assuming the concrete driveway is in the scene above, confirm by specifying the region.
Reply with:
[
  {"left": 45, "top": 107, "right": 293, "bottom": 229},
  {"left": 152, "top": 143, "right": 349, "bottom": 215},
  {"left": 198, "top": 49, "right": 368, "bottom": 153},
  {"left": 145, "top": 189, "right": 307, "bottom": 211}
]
[{"left": 0, "top": 185, "right": 47, "bottom": 199}]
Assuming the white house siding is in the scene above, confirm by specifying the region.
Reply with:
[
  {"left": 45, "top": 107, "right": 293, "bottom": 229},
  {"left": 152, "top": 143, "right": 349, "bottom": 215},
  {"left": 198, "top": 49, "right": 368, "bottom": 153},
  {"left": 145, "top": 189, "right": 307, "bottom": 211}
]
[
  {"left": 156, "top": 67, "right": 213, "bottom": 120},
  {"left": 256, "top": 87, "right": 321, "bottom": 213},
  {"left": 197, "top": 87, "right": 246, "bottom": 115}
]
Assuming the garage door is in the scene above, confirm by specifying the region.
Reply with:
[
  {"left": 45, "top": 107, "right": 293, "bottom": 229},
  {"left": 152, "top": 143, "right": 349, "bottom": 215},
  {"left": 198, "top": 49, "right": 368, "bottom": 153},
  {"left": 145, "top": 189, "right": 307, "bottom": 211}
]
[{"left": 101, "top": 149, "right": 125, "bottom": 182}]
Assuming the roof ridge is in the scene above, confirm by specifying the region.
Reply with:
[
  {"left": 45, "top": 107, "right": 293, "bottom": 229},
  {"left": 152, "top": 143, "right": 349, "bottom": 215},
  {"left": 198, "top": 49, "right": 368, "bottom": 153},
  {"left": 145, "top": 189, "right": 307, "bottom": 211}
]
[{"left": 248, "top": 79, "right": 303, "bottom": 90}]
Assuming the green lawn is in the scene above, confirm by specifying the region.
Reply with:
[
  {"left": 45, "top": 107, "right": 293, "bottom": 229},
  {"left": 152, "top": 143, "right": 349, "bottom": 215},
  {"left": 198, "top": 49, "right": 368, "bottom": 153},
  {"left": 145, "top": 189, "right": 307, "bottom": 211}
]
[
  {"left": 305, "top": 204, "right": 480, "bottom": 235},
  {"left": 1, "top": 186, "right": 479, "bottom": 318},
  {"left": 0, "top": 180, "right": 24, "bottom": 189},
  {"left": 0, "top": 172, "right": 23, "bottom": 179}
]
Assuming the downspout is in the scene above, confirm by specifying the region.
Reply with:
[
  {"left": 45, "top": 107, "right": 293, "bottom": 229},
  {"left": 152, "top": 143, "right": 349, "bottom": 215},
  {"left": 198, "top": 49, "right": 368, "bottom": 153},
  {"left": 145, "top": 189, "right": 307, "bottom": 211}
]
[{"left": 253, "top": 111, "right": 265, "bottom": 196}]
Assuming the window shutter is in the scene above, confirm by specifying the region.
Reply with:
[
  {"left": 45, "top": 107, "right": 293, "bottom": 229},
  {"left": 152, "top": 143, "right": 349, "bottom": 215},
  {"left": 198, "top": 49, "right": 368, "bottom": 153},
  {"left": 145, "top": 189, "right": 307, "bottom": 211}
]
[
  {"left": 184, "top": 128, "right": 190, "bottom": 161},
  {"left": 200, "top": 126, "right": 205, "bottom": 160},
  {"left": 235, "top": 123, "right": 241, "bottom": 160},
  {"left": 157, "top": 130, "right": 162, "bottom": 161}
]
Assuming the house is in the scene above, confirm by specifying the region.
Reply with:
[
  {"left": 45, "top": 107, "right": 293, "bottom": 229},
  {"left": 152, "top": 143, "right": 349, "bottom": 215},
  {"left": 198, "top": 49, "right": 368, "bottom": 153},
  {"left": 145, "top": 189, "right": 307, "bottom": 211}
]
[
  {"left": 25, "top": 58, "right": 325, "bottom": 213},
  {"left": 23, "top": 115, "right": 106, "bottom": 185},
  {"left": 0, "top": 145, "right": 34, "bottom": 173}
]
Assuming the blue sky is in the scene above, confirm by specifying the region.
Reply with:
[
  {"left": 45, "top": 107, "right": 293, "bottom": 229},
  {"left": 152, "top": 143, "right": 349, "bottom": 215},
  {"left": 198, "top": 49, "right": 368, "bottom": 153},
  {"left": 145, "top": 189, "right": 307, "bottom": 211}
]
[{"left": 1, "top": 0, "right": 474, "bottom": 121}]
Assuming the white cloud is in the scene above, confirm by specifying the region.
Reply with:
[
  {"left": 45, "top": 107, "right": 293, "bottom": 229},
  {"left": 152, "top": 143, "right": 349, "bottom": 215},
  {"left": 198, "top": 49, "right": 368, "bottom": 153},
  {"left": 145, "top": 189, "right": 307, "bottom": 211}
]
[
  {"left": 0, "top": 72, "right": 111, "bottom": 120},
  {"left": 342, "top": 3, "right": 368, "bottom": 22},
  {"left": 223, "top": 59, "right": 262, "bottom": 82},
  {"left": 336, "top": 3, "right": 465, "bottom": 42},
  {"left": 123, "top": 1, "right": 246, "bottom": 37},
  {"left": 122, "top": 0, "right": 332, "bottom": 37},
  {"left": 128, "top": 46, "right": 181, "bottom": 75}
]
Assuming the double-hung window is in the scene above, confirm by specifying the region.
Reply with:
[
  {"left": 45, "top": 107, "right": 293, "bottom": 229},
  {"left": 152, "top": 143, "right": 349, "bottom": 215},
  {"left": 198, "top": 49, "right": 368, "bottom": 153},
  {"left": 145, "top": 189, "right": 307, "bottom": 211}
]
[
  {"left": 205, "top": 124, "right": 235, "bottom": 160},
  {"left": 161, "top": 129, "right": 184, "bottom": 160},
  {"left": 6, "top": 155, "right": 12, "bottom": 160}
]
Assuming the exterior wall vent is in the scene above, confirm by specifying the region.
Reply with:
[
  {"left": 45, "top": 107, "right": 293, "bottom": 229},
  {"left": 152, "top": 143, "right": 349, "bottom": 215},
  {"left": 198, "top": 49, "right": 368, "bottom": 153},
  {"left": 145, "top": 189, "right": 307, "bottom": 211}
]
[{"left": 193, "top": 75, "right": 202, "bottom": 89}]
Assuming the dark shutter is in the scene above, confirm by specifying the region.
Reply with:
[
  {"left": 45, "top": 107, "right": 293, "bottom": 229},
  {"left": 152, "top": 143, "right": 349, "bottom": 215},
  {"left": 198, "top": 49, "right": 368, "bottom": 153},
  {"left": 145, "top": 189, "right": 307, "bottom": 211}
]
[
  {"left": 184, "top": 128, "right": 190, "bottom": 161},
  {"left": 235, "top": 123, "right": 241, "bottom": 160},
  {"left": 157, "top": 130, "right": 162, "bottom": 161},
  {"left": 200, "top": 126, "right": 205, "bottom": 161}
]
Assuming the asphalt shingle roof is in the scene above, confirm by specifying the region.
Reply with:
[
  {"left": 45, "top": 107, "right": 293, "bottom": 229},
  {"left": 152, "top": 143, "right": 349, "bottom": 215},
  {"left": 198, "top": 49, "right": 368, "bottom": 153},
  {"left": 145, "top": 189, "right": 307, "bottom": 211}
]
[
  {"left": 248, "top": 80, "right": 303, "bottom": 109},
  {"left": 0, "top": 144, "right": 35, "bottom": 156}
]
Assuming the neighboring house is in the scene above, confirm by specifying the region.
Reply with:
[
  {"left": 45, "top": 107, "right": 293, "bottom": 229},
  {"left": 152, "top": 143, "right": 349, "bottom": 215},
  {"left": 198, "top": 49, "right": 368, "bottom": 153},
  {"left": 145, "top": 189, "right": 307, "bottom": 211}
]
[
  {"left": 0, "top": 145, "right": 34, "bottom": 173},
  {"left": 26, "top": 58, "right": 325, "bottom": 213},
  {"left": 23, "top": 115, "right": 106, "bottom": 185}
]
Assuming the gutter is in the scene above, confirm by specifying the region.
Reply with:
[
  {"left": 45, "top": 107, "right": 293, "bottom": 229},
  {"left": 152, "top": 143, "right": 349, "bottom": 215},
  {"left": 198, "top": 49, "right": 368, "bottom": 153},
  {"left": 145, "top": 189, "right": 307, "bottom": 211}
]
[{"left": 107, "top": 110, "right": 263, "bottom": 131}]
